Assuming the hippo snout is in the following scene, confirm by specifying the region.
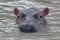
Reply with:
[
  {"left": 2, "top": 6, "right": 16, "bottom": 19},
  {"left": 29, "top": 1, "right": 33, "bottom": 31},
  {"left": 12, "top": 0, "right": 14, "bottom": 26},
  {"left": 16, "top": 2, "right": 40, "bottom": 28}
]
[{"left": 19, "top": 24, "right": 37, "bottom": 33}]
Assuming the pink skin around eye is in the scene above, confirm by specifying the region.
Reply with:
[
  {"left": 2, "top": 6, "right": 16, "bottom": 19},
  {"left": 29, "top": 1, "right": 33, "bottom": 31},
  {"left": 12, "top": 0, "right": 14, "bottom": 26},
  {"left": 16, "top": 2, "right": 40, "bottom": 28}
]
[
  {"left": 37, "top": 7, "right": 49, "bottom": 21},
  {"left": 14, "top": 8, "right": 22, "bottom": 24},
  {"left": 14, "top": 8, "right": 22, "bottom": 18}
]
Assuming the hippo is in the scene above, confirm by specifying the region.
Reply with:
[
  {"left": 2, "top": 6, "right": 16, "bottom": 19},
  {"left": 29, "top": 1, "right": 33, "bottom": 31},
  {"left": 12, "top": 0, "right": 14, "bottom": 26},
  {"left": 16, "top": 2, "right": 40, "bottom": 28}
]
[{"left": 13, "top": 7, "right": 49, "bottom": 33}]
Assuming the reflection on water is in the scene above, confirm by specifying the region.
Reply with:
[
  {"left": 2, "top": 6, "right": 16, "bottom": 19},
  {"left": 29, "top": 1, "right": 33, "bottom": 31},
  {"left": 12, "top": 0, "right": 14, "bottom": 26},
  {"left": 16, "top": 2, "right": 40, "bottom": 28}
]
[{"left": 0, "top": 0, "right": 60, "bottom": 40}]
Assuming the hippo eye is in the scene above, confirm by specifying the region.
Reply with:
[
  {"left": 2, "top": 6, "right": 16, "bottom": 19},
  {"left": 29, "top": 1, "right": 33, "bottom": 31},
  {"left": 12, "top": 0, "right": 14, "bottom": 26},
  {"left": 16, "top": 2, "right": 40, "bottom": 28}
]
[
  {"left": 40, "top": 16, "right": 42, "bottom": 18},
  {"left": 21, "top": 13, "right": 26, "bottom": 19},
  {"left": 17, "top": 16, "right": 20, "bottom": 18},
  {"left": 33, "top": 14, "right": 38, "bottom": 19}
]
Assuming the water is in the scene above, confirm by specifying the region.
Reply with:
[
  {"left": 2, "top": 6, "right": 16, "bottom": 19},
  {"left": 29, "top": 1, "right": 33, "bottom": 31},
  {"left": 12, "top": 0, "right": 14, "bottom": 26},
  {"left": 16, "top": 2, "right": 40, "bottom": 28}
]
[{"left": 0, "top": 0, "right": 60, "bottom": 40}]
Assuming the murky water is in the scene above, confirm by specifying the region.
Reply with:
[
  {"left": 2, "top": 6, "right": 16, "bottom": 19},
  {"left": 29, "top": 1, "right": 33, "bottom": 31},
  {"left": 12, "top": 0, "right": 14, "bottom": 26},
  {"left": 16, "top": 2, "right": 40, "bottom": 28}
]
[{"left": 0, "top": 0, "right": 60, "bottom": 40}]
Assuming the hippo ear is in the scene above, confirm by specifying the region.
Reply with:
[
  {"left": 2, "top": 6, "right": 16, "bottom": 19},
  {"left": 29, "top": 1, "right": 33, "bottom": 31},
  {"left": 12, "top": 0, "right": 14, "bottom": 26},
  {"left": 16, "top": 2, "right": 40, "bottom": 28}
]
[
  {"left": 14, "top": 7, "right": 20, "bottom": 16},
  {"left": 42, "top": 7, "right": 49, "bottom": 16}
]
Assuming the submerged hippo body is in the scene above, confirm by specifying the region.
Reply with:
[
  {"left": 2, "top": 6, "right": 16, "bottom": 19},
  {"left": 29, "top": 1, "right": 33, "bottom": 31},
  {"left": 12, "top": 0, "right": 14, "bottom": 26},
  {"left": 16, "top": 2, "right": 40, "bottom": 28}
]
[{"left": 13, "top": 7, "right": 49, "bottom": 33}]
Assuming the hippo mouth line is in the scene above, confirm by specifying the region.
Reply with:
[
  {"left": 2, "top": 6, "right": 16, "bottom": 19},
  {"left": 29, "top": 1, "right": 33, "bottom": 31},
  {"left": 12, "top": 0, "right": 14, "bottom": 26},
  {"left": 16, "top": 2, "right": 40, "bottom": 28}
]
[
  {"left": 20, "top": 29, "right": 37, "bottom": 33},
  {"left": 19, "top": 25, "right": 37, "bottom": 33}
]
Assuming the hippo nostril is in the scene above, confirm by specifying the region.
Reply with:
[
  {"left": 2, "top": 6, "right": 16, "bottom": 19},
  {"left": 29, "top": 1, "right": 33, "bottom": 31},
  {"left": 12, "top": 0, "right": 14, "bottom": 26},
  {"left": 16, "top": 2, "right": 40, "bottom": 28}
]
[{"left": 19, "top": 25, "right": 37, "bottom": 33}]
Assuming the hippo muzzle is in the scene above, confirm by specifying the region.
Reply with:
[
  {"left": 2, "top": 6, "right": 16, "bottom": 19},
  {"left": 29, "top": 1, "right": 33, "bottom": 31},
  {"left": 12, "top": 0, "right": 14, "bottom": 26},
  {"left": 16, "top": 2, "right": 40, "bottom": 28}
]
[{"left": 19, "top": 24, "right": 37, "bottom": 33}]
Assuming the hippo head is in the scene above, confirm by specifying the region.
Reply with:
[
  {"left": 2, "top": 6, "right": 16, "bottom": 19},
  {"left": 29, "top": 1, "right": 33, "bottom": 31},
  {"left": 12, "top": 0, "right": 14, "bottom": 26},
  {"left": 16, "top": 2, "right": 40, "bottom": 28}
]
[{"left": 13, "top": 7, "right": 49, "bottom": 33}]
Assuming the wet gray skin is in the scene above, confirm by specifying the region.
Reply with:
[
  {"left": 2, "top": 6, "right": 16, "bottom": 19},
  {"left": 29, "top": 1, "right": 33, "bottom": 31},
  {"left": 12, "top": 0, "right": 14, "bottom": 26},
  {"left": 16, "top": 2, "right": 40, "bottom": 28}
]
[{"left": 13, "top": 7, "right": 49, "bottom": 33}]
